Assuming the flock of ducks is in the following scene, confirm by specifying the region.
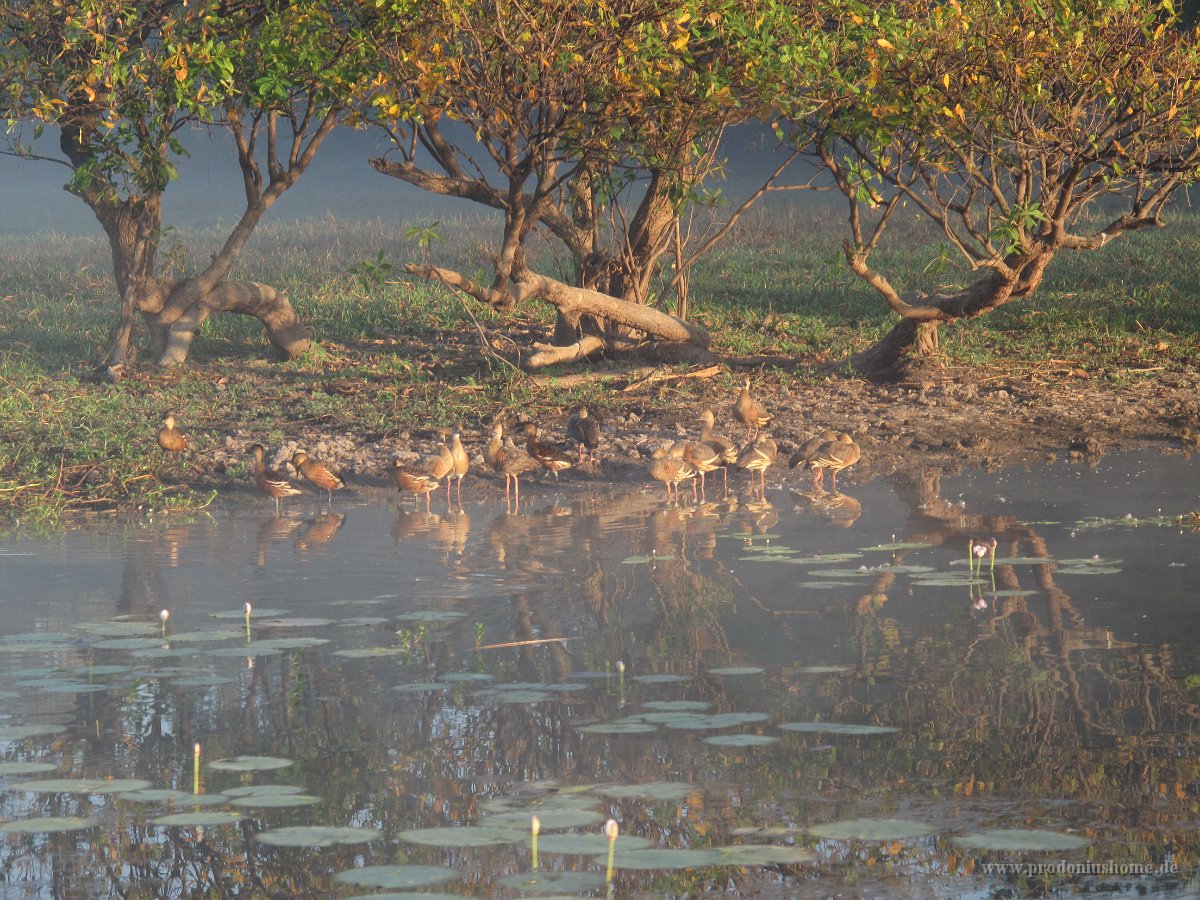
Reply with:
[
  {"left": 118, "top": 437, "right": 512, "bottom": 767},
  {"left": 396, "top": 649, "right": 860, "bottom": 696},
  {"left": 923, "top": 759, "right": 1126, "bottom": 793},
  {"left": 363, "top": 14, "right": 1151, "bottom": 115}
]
[{"left": 154, "top": 381, "right": 860, "bottom": 512}]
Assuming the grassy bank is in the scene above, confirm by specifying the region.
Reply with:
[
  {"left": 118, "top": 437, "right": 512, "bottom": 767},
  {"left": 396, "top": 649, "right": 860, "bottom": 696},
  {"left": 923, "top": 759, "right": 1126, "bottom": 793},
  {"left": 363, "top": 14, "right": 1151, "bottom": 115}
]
[{"left": 2, "top": 210, "right": 1199, "bottom": 521}]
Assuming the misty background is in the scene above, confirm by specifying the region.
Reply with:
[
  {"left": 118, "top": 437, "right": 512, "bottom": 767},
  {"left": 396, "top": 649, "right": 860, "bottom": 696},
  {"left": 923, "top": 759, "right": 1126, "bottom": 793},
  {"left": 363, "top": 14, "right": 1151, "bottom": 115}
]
[{"left": 0, "top": 123, "right": 820, "bottom": 241}]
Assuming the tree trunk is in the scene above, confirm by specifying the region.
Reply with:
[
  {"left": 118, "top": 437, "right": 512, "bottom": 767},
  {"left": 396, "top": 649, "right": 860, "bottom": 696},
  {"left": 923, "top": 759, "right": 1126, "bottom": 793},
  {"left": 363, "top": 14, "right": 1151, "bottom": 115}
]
[{"left": 139, "top": 278, "right": 311, "bottom": 366}]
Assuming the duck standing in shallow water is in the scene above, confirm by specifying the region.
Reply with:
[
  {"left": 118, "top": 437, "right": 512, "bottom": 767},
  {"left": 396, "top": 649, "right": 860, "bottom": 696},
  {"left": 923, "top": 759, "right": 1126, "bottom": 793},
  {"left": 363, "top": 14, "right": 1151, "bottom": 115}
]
[
  {"left": 736, "top": 434, "right": 777, "bottom": 494},
  {"left": 448, "top": 426, "right": 470, "bottom": 506},
  {"left": 290, "top": 450, "right": 344, "bottom": 506},
  {"left": 392, "top": 458, "right": 440, "bottom": 512},
  {"left": 648, "top": 445, "right": 697, "bottom": 501},
  {"left": 807, "top": 433, "right": 860, "bottom": 491},
  {"left": 698, "top": 408, "right": 737, "bottom": 491},
  {"left": 250, "top": 444, "right": 303, "bottom": 513}
]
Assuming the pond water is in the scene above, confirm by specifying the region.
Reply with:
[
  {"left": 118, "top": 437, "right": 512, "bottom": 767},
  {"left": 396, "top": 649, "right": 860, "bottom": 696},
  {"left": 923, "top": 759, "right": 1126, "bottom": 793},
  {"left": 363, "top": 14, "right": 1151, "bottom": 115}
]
[{"left": 2, "top": 453, "right": 1200, "bottom": 898}]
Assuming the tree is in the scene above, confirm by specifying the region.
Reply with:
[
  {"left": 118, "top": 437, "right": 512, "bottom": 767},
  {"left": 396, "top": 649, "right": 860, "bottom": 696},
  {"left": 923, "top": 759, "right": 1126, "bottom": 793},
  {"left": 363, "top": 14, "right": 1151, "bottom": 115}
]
[
  {"left": 779, "top": 0, "right": 1200, "bottom": 374},
  {"left": 0, "top": 0, "right": 375, "bottom": 375},
  {"left": 368, "top": 0, "right": 809, "bottom": 368}
]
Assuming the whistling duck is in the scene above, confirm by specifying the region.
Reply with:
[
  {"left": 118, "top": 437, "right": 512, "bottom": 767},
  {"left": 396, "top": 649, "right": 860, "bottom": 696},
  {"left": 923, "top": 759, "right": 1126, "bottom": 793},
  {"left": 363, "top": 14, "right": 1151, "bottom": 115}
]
[
  {"left": 698, "top": 408, "right": 737, "bottom": 490},
  {"left": 567, "top": 407, "right": 601, "bottom": 464},
  {"left": 736, "top": 434, "right": 778, "bottom": 493},
  {"left": 788, "top": 430, "right": 838, "bottom": 478},
  {"left": 648, "top": 445, "right": 697, "bottom": 501},
  {"left": 392, "top": 459, "right": 440, "bottom": 513},
  {"left": 250, "top": 444, "right": 303, "bottom": 513},
  {"left": 156, "top": 414, "right": 188, "bottom": 468},
  {"left": 496, "top": 437, "right": 540, "bottom": 502},
  {"left": 733, "top": 377, "right": 772, "bottom": 440},
  {"left": 807, "top": 433, "right": 860, "bottom": 491},
  {"left": 290, "top": 451, "right": 344, "bottom": 505},
  {"left": 448, "top": 426, "right": 470, "bottom": 505},
  {"left": 523, "top": 423, "right": 574, "bottom": 480}
]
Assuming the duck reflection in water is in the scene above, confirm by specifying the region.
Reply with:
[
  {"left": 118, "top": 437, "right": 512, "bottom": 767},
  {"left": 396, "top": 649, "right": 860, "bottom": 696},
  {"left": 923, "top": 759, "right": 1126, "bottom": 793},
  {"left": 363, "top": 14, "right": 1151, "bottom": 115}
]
[
  {"left": 296, "top": 512, "right": 346, "bottom": 557},
  {"left": 255, "top": 513, "right": 303, "bottom": 569}
]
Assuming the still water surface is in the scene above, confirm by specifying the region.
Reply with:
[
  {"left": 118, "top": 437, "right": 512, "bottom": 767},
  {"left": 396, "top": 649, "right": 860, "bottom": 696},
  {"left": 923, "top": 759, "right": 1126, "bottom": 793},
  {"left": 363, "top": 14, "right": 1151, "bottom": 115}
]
[{"left": 2, "top": 453, "right": 1200, "bottom": 898}]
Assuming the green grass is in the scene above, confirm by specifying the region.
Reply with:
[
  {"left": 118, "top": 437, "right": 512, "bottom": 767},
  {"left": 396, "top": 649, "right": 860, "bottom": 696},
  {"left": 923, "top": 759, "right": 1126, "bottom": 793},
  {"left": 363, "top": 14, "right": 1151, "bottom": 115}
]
[{"left": 2, "top": 210, "right": 1199, "bottom": 520}]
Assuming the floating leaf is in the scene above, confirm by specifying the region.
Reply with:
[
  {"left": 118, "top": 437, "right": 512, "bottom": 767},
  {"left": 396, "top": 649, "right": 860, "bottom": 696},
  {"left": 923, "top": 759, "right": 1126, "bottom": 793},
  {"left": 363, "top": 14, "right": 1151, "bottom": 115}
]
[
  {"left": 859, "top": 542, "right": 934, "bottom": 551},
  {"left": 592, "top": 782, "right": 694, "bottom": 801},
  {"left": 535, "top": 832, "right": 655, "bottom": 854},
  {"left": 0, "top": 816, "right": 96, "bottom": 833},
  {"left": 794, "top": 666, "right": 852, "bottom": 674},
  {"left": 0, "top": 724, "right": 67, "bottom": 741},
  {"left": 154, "top": 811, "right": 244, "bottom": 827},
  {"left": 334, "top": 647, "right": 409, "bottom": 659},
  {"left": 208, "top": 756, "right": 293, "bottom": 772},
  {"left": 1, "top": 632, "right": 75, "bottom": 644},
  {"left": 714, "top": 844, "right": 816, "bottom": 864},
  {"left": 954, "top": 829, "right": 1091, "bottom": 851},
  {"left": 576, "top": 721, "right": 658, "bottom": 735},
  {"left": 708, "top": 667, "right": 764, "bottom": 676},
  {"left": 809, "top": 818, "right": 935, "bottom": 841},
  {"left": 170, "top": 676, "right": 237, "bottom": 687},
  {"left": 223, "top": 785, "right": 307, "bottom": 798},
  {"left": 333, "top": 865, "right": 458, "bottom": 889},
  {"left": 640, "top": 712, "right": 770, "bottom": 730},
  {"left": 631, "top": 674, "right": 691, "bottom": 684},
  {"left": 597, "top": 848, "right": 728, "bottom": 869},
  {"left": 120, "top": 789, "right": 227, "bottom": 804},
  {"left": 642, "top": 700, "right": 711, "bottom": 711},
  {"left": 168, "top": 630, "right": 243, "bottom": 643},
  {"left": 230, "top": 794, "right": 321, "bottom": 808},
  {"left": 213, "top": 607, "right": 289, "bottom": 619},
  {"left": 485, "top": 808, "right": 606, "bottom": 829},
  {"left": 258, "top": 617, "right": 334, "bottom": 628},
  {"left": 438, "top": 673, "right": 495, "bottom": 682},
  {"left": 497, "top": 871, "right": 605, "bottom": 892},
  {"left": 94, "top": 638, "right": 165, "bottom": 650},
  {"left": 0, "top": 762, "right": 57, "bottom": 776},
  {"left": 482, "top": 690, "right": 553, "bottom": 704},
  {"left": 255, "top": 825, "right": 380, "bottom": 847},
  {"left": 703, "top": 734, "right": 779, "bottom": 747},
  {"left": 392, "top": 683, "right": 447, "bottom": 694},
  {"left": 779, "top": 722, "right": 899, "bottom": 735},
  {"left": 13, "top": 778, "right": 152, "bottom": 795},
  {"left": 621, "top": 554, "right": 675, "bottom": 565},
  {"left": 398, "top": 825, "right": 525, "bottom": 847},
  {"left": 393, "top": 611, "right": 467, "bottom": 622},
  {"left": 76, "top": 621, "right": 159, "bottom": 636}
]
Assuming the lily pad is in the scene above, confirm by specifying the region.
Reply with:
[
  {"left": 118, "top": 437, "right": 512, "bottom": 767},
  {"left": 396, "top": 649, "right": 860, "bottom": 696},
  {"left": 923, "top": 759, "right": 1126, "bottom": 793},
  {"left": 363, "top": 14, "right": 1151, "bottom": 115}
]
[
  {"left": 0, "top": 762, "right": 58, "bottom": 776},
  {"left": 398, "top": 825, "right": 525, "bottom": 847},
  {"left": 206, "top": 645, "right": 282, "bottom": 658},
  {"left": 438, "top": 672, "right": 495, "bottom": 682},
  {"left": 576, "top": 721, "right": 658, "bottom": 735},
  {"left": 167, "top": 630, "right": 243, "bottom": 643},
  {"left": 208, "top": 755, "right": 293, "bottom": 772},
  {"left": 333, "top": 865, "right": 458, "bottom": 889},
  {"left": 631, "top": 674, "right": 691, "bottom": 684},
  {"left": 392, "top": 683, "right": 447, "bottom": 694},
  {"left": 0, "top": 816, "right": 96, "bottom": 833},
  {"left": 536, "top": 832, "right": 656, "bottom": 854},
  {"left": 255, "top": 825, "right": 381, "bottom": 847},
  {"left": 213, "top": 607, "right": 289, "bottom": 619},
  {"left": 169, "top": 676, "right": 237, "bottom": 687},
  {"left": 779, "top": 722, "right": 899, "bottom": 735},
  {"left": 809, "top": 818, "right": 936, "bottom": 841},
  {"left": 94, "top": 638, "right": 165, "bottom": 650},
  {"left": 334, "top": 647, "right": 409, "bottom": 659},
  {"left": 592, "top": 782, "right": 694, "bottom": 801},
  {"left": 1, "top": 632, "right": 75, "bottom": 644},
  {"left": 485, "top": 808, "right": 606, "bottom": 830},
  {"left": 36, "top": 682, "right": 109, "bottom": 694},
  {"left": 708, "top": 667, "right": 764, "bottom": 676},
  {"left": 621, "top": 554, "right": 675, "bottom": 565},
  {"left": 795, "top": 666, "right": 852, "bottom": 674},
  {"left": 120, "top": 790, "right": 227, "bottom": 805},
  {"left": 954, "top": 829, "right": 1091, "bottom": 851},
  {"left": 642, "top": 712, "right": 771, "bottom": 730},
  {"left": 222, "top": 784, "right": 307, "bottom": 798},
  {"left": 597, "top": 848, "right": 728, "bottom": 869},
  {"left": 484, "top": 690, "right": 554, "bottom": 704},
  {"left": 703, "top": 734, "right": 779, "bottom": 747},
  {"left": 257, "top": 617, "right": 334, "bottom": 628},
  {"left": 13, "top": 778, "right": 152, "bottom": 795},
  {"left": 154, "top": 811, "right": 245, "bottom": 827},
  {"left": 393, "top": 611, "right": 467, "bottom": 622},
  {"left": 497, "top": 871, "right": 605, "bottom": 893},
  {"left": 642, "top": 700, "right": 712, "bottom": 711},
  {"left": 231, "top": 794, "right": 321, "bottom": 809},
  {"left": 713, "top": 844, "right": 816, "bottom": 865},
  {"left": 76, "top": 621, "right": 159, "bottom": 636},
  {"left": 859, "top": 542, "right": 934, "bottom": 551}
]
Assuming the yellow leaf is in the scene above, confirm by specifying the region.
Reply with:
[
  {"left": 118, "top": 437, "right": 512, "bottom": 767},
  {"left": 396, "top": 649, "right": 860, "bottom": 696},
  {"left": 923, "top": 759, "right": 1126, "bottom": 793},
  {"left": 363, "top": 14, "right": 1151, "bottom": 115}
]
[
  {"left": 82, "top": 84, "right": 96, "bottom": 102},
  {"left": 955, "top": 103, "right": 965, "bottom": 122},
  {"left": 942, "top": 73, "right": 949, "bottom": 88},
  {"left": 876, "top": 37, "right": 895, "bottom": 50},
  {"left": 1169, "top": 104, "right": 1178, "bottom": 120},
  {"left": 850, "top": 12, "right": 863, "bottom": 24}
]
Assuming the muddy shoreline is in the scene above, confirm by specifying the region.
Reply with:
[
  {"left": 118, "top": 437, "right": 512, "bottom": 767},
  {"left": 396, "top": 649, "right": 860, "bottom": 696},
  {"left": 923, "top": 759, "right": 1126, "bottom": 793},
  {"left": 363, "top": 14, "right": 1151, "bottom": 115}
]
[{"left": 193, "top": 365, "right": 1200, "bottom": 502}]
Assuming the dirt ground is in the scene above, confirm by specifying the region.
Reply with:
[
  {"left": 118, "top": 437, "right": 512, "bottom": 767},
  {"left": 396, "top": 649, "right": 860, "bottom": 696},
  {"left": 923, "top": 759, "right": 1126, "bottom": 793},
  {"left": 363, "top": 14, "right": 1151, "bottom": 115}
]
[{"left": 200, "top": 361, "right": 1200, "bottom": 500}]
